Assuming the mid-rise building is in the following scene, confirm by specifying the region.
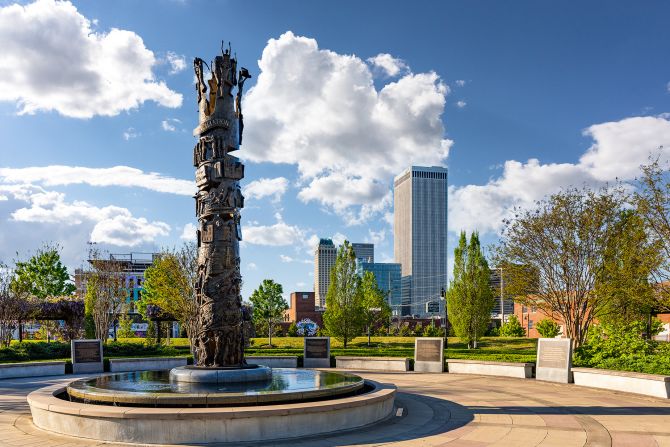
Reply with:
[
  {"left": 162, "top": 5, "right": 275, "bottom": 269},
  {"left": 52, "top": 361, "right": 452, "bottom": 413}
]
[
  {"left": 74, "top": 252, "right": 160, "bottom": 337},
  {"left": 314, "top": 239, "right": 337, "bottom": 309},
  {"left": 356, "top": 262, "right": 402, "bottom": 315},
  {"left": 351, "top": 243, "right": 374, "bottom": 263},
  {"left": 284, "top": 291, "right": 324, "bottom": 327},
  {"left": 394, "top": 166, "right": 448, "bottom": 317}
]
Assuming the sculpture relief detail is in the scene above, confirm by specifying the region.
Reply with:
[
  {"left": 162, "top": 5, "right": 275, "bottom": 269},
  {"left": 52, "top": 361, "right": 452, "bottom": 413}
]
[{"left": 192, "top": 44, "right": 252, "bottom": 367}]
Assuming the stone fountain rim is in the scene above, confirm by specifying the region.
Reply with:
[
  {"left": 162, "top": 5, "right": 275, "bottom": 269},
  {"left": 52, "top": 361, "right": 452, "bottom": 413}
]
[{"left": 29, "top": 377, "right": 394, "bottom": 417}]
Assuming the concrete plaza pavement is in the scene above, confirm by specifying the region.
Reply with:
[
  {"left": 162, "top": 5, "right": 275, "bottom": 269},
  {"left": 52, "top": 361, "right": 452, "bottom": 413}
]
[{"left": 1, "top": 370, "right": 670, "bottom": 446}]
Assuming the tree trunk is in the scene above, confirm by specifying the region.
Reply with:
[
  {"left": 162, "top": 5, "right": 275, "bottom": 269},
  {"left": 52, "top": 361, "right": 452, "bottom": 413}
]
[
  {"left": 367, "top": 325, "right": 371, "bottom": 346},
  {"left": 268, "top": 319, "right": 272, "bottom": 347}
]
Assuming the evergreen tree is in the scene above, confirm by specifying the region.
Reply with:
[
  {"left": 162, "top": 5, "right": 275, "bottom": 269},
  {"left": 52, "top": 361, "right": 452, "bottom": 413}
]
[
  {"left": 323, "top": 241, "right": 364, "bottom": 348},
  {"left": 447, "top": 232, "right": 495, "bottom": 348}
]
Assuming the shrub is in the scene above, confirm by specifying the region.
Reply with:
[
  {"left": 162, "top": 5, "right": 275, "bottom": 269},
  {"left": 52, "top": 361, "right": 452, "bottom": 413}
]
[
  {"left": 499, "top": 315, "right": 525, "bottom": 337},
  {"left": 536, "top": 319, "right": 561, "bottom": 338},
  {"left": 413, "top": 322, "right": 424, "bottom": 337},
  {"left": 424, "top": 323, "right": 441, "bottom": 337},
  {"left": 399, "top": 323, "right": 412, "bottom": 337},
  {"left": 574, "top": 320, "right": 670, "bottom": 375},
  {"left": 287, "top": 322, "right": 299, "bottom": 337}
]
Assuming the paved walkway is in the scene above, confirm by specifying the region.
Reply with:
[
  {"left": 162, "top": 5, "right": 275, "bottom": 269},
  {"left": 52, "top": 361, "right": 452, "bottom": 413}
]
[{"left": 1, "top": 370, "right": 670, "bottom": 446}]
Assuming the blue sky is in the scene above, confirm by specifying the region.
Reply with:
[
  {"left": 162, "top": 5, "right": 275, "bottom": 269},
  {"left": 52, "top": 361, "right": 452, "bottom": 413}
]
[{"left": 1, "top": 0, "right": 670, "bottom": 301}]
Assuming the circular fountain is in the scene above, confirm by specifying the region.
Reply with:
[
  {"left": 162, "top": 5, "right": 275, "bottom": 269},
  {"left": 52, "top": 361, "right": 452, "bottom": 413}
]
[
  {"left": 27, "top": 43, "right": 396, "bottom": 444},
  {"left": 66, "top": 368, "right": 364, "bottom": 406}
]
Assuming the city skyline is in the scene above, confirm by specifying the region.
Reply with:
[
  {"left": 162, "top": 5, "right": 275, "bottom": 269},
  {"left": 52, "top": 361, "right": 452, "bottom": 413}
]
[{"left": 1, "top": 1, "right": 670, "bottom": 302}]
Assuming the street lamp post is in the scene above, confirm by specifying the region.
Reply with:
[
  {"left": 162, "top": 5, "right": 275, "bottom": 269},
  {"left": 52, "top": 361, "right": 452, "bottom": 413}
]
[
  {"left": 499, "top": 266, "right": 505, "bottom": 326},
  {"left": 441, "top": 287, "right": 448, "bottom": 349}
]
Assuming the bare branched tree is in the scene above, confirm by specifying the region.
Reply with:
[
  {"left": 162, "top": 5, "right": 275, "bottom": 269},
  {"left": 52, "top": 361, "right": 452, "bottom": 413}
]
[
  {"left": 85, "top": 250, "right": 125, "bottom": 343},
  {"left": 0, "top": 264, "right": 33, "bottom": 347}
]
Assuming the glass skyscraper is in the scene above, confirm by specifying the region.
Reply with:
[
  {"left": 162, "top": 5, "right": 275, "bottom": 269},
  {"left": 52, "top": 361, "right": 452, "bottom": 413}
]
[
  {"left": 393, "top": 166, "right": 448, "bottom": 317},
  {"left": 356, "top": 261, "right": 402, "bottom": 315}
]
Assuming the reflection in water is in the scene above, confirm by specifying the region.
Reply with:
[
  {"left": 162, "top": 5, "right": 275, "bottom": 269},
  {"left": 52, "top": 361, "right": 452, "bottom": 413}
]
[{"left": 69, "top": 368, "right": 362, "bottom": 396}]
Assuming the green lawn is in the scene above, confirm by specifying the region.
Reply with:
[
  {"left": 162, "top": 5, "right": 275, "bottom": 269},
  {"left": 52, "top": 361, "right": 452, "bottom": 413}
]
[{"left": 4, "top": 336, "right": 538, "bottom": 364}]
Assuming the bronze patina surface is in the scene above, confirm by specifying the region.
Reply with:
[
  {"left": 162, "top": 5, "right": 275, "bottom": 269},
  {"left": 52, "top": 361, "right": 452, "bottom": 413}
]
[{"left": 192, "top": 44, "right": 252, "bottom": 367}]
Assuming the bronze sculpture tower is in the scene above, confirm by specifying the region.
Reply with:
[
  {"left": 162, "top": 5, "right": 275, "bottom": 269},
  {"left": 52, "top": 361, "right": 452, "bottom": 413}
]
[{"left": 192, "top": 45, "right": 251, "bottom": 367}]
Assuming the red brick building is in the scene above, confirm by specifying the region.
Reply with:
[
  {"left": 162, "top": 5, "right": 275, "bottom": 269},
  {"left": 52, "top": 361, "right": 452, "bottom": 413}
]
[
  {"left": 283, "top": 292, "right": 324, "bottom": 327},
  {"left": 513, "top": 301, "right": 670, "bottom": 339}
]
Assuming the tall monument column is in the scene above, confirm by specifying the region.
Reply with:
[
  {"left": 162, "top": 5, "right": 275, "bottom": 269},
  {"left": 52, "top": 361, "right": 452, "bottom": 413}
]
[{"left": 192, "top": 45, "right": 251, "bottom": 367}]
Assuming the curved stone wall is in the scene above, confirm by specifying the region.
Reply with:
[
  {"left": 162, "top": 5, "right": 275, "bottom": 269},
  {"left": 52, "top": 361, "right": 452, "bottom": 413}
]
[{"left": 28, "top": 380, "right": 396, "bottom": 444}]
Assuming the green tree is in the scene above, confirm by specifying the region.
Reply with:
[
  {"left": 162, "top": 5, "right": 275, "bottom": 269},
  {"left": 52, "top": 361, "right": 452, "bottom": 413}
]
[
  {"left": 117, "top": 304, "right": 135, "bottom": 339},
  {"left": 595, "top": 209, "right": 661, "bottom": 328},
  {"left": 360, "top": 271, "right": 391, "bottom": 346},
  {"left": 496, "top": 186, "right": 625, "bottom": 347},
  {"left": 249, "top": 279, "right": 287, "bottom": 347},
  {"left": 287, "top": 322, "right": 299, "bottom": 337},
  {"left": 536, "top": 319, "right": 561, "bottom": 338},
  {"left": 140, "top": 243, "right": 199, "bottom": 353},
  {"left": 499, "top": 314, "right": 525, "bottom": 337},
  {"left": 447, "top": 232, "right": 495, "bottom": 348},
  {"left": 12, "top": 243, "right": 75, "bottom": 299},
  {"left": 323, "top": 241, "right": 364, "bottom": 348}
]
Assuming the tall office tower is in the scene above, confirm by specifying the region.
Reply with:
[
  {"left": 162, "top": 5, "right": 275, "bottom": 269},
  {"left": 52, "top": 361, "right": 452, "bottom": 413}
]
[
  {"left": 351, "top": 243, "right": 374, "bottom": 263},
  {"left": 314, "top": 238, "right": 337, "bottom": 309},
  {"left": 394, "top": 166, "right": 448, "bottom": 316},
  {"left": 356, "top": 261, "right": 402, "bottom": 315}
]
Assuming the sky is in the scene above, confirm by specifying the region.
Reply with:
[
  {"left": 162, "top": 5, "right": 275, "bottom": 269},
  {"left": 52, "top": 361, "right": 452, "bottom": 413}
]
[{"left": 1, "top": 0, "right": 670, "bottom": 301}]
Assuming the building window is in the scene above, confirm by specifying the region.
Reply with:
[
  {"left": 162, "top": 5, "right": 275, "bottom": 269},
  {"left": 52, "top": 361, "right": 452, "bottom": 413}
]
[
  {"left": 302, "top": 294, "right": 309, "bottom": 300},
  {"left": 528, "top": 320, "right": 534, "bottom": 329},
  {"left": 531, "top": 306, "right": 537, "bottom": 313},
  {"left": 522, "top": 305, "right": 527, "bottom": 313}
]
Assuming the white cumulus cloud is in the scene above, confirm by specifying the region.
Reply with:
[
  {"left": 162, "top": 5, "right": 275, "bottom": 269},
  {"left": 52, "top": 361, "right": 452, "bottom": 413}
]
[
  {"left": 449, "top": 115, "right": 670, "bottom": 235},
  {"left": 3, "top": 184, "right": 170, "bottom": 247},
  {"left": 0, "top": 0, "right": 182, "bottom": 118},
  {"left": 161, "top": 118, "right": 181, "bottom": 132},
  {"left": 90, "top": 215, "right": 170, "bottom": 246},
  {"left": 180, "top": 223, "right": 196, "bottom": 241},
  {"left": 243, "top": 177, "right": 288, "bottom": 203},
  {"left": 456, "top": 100, "right": 467, "bottom": 108},
  {"left": 243, "top": 214, "right": 305, "bottom": 246},
  {"left": 0, "top": 165, "right": 193, "bottom": 195},
  {"left": 367, "top": 53, "right": 408, "bottom": 77},
  {"left": 166, "top": 51, "right": 186, "bottom": 74},
  {"left": 243, "top": 32, "right": 451, "bottom": 224}
]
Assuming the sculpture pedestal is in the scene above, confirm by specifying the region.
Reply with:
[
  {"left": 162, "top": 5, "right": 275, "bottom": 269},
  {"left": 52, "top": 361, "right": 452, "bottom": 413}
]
[{"left": 170, "top": 365, "right": 272, "bottom": 383}]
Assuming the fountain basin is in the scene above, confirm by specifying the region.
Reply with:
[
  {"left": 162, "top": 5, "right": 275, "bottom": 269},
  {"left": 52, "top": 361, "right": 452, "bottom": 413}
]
[
  {"left": 66, "top": 368, "right": 364, "bottom": 406},
  {"left": 28, "top": 372, "right": 396, "bottom": 444},
  {"left": 170, "top": 364, "right": 272, "bottom": 384}
]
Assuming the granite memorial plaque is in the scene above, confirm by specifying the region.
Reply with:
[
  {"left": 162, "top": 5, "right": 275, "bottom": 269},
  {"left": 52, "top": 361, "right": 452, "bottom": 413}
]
[
  {"left": 536, "top": 338, "right": 572, "bottom": 383},
  {"left": 71, "top": 339, "right": 104, "bottom": 373},
  {"left": 414, "top": 337, "right": 444, "bottom": 373},
  {"left": 303, "top": 337, "right": 330, "bottom": 368}
]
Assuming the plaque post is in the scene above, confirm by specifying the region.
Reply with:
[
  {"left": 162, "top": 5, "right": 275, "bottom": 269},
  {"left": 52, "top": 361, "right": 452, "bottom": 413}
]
[
  {"left": 414, "top": 337, "right": 444, "bottom": 373},
  {"left": 303, "top": 337, "right": 331, "bottom": 368},
  {"left": 71, "top": 339, "right": 104, "bottom": 374},
  {"left": 536, "top": 338, "right": 573, "bottom": 383}
]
